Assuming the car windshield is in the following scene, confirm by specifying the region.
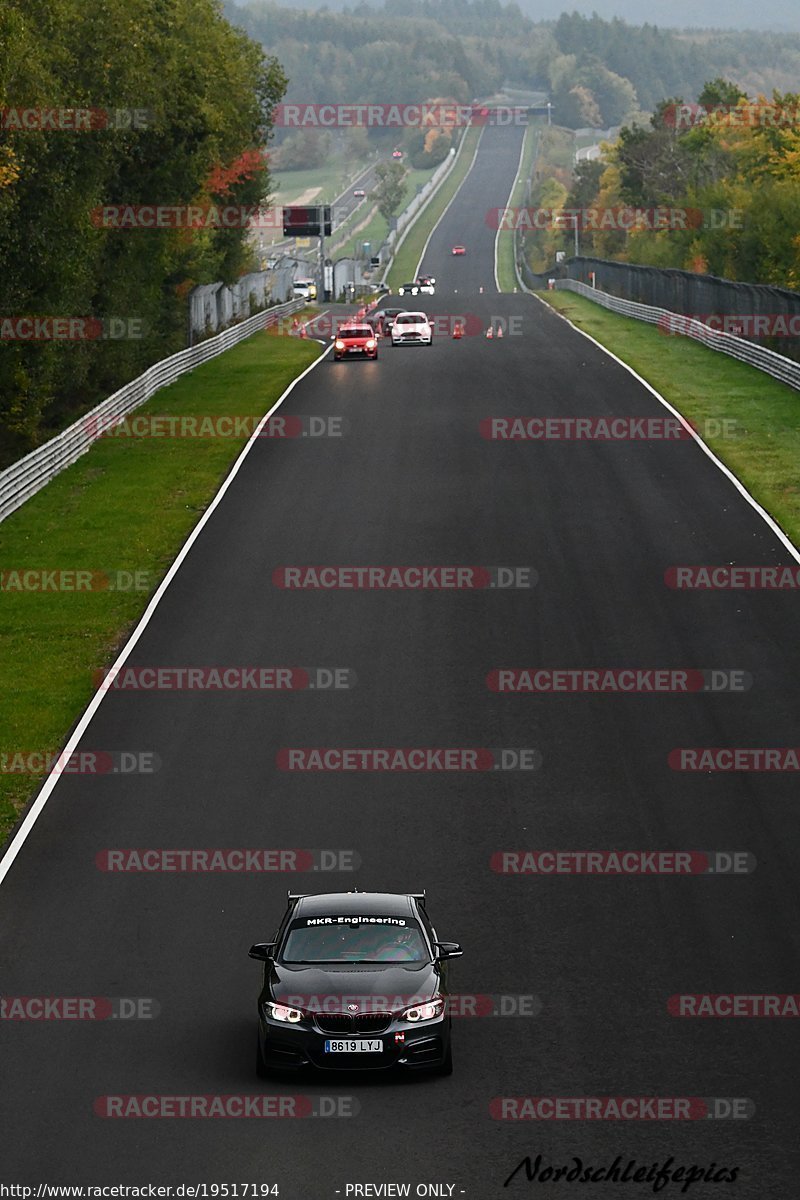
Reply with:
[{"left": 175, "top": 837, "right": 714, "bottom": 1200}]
[
  {"left": 340, "top": 327, "right": 372, "bottom": 338},
  {"left": 281, "top": 917, "right": 429, "bottom": 964},
  {"left": 396, "top": 314, "right": 425, "bottom": 325}
]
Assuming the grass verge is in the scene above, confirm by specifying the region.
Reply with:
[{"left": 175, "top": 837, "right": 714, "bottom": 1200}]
[
  {"left": 386, "top": 124, "right": 483, "bottom": 290},
  {"left": 270, "top": 159, "right": 370, "bottom": 205},
  {"left": 540, "top": 289, "right": 800, "bottom": 547},
  {"left": 0, "top": 328, "right": 321, "bottom": 848}
]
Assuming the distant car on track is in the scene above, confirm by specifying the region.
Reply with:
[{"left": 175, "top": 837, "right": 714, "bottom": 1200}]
[
  {"left": 353, "top": 188, "right": 366, "bottom": 198},
  {"left": 415, "top": 275, "right": 435, "bottom": 294},
  {"left": 391, "top": 311, "right": 433, "bottom": 346},
  {"left": 451, "top": 245, "right": 466, "bottom": 256},
  {"left": 249, "top": 890, "right": 461, "bottom": 1075},
  {"left": 332, "top": 323, "right": 378, "bottom": 360},
  {"left": 378, "top": 307, "right": 404, "bottom": 335},
  {"left": 292, "top": 279, "right": 317, "bottom": 300},
  {"left": 392, "top": 149, "right": 403, "bottom": 159},
  {"left": 398, "top": 281, "right": 420, "bottom": 297}
]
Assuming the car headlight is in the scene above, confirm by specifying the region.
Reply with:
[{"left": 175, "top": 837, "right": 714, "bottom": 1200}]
[
  {"left": 366, "top": 339, "right": 376, "bottom": 349},
  {"left": 265, "top": 1002, "right": 303, "bottom": 1023},
  {"left": 334, "top": 339, "right": 345, "bottom": 350},
  {"left": 402, "top": 997, "right": 445, "bottom": 1022}
]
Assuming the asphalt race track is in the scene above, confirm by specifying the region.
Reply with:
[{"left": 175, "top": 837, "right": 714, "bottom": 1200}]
[{"left": 2, "top": 120, "right": 800, "bottom": 1197}]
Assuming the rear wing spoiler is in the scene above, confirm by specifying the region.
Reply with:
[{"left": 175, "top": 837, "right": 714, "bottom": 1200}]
[{"left": 287, "top": 889, "right": 427, "bottom": 907}]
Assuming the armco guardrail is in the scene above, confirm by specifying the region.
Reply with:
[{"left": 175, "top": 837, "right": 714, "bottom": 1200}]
[
  {"left": 545, "top": 278, "right": 800, "bottom": 393},
  {"left": 0, "top": 298, "right": 303, "bottom": 525}
]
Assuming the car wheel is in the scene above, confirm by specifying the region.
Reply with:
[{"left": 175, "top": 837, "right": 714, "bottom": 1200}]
[
  {"left": 436, "top": 1041, "right": 453, "bottom": 1076},
  {"left": 256, "top": 1035, "right": 270, "bottom": 1079}
]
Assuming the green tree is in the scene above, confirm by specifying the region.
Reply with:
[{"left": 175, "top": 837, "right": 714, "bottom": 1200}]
[
  {"left": 373, "top": 160, "right": 405, "bottom": 222},
  {"left": 0, "top": 0, "right": 286, "bottom": 463}
]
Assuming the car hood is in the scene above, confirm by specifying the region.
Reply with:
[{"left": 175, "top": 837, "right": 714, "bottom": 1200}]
[{"left": 269, "top": 961, "right": 439, "bottom": 1012}]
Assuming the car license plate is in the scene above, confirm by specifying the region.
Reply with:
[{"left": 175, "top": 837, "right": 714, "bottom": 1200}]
[
  {"left": 348, "top": 346, "right": 362, "bottom": 352},
  {"left": 324, "top": 1039, "right": 382, "bottom": 1053}
]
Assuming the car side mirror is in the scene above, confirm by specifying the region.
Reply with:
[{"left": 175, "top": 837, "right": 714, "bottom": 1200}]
[
  {"left": 435, "top": 941, "right": 462, "bottom": 960},
  {"left": 248, "top": 942, "right": 275, "bottom": 961}
]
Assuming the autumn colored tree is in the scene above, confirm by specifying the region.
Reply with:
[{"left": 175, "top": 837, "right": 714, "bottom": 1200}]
[{"left": 0, "top": 0, "right": 286, "bottom": 462}]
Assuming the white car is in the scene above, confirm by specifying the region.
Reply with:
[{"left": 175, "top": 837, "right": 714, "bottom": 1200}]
[
  {"left": 292, "top": 279, "right": 317, "bottom": 301},
  {"left": 416, "top": 276, "right": 435, "bottom": 295},
  {"left": 391, "top": 311, "right": 433, "bottom": 346}
]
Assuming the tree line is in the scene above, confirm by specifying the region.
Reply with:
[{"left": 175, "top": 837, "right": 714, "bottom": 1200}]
[
  {"left": 553, "top": 80, "right": 800, "bottom": 289},
  {"left": 227, "top": 0, "right": 800, "bottom": 133},
  {"left": 0, "top": 0, "right": 285, "bottom": 465}
]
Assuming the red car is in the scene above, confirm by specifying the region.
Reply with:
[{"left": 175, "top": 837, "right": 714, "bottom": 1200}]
[
  {"left": 451, "top": 245, "right": 466, "bottom": 256},
  {"left": 333, "top": 323, "right": 378, "bottom": 361},
  {"left": 392, "top": 149, "right": 403, "bottom": 159}
]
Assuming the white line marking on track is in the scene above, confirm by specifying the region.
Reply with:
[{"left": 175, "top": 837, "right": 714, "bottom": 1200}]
[
  {"left": 494, "top": 127, "right": 527, "bottom": 293},
  {"left": 530, "top": 290, "right": 800, "bottom": 564}
]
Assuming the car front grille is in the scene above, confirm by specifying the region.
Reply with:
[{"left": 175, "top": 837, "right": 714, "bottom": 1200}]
[{"left": 315, "top": 1012, "right": 392, "bottom": 1035}]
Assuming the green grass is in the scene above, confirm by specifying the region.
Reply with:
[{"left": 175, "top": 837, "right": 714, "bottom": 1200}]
[
  {"left": 540, "top": 288, "right": 800, "bottom": 547},
  {"left": 0, "top": 329, "right": 321, "bottom": 849},
  {"left": 386, "top": 124, "right": 483, "bottom": 290},
  {"left": 270, "top": 160, "right": 369, "bottom": 205},
  {"left": 496, "top": 121, "right": 542, "bottom": 293}
]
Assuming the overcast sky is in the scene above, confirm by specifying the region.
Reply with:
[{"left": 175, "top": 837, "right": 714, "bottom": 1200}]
[{"left": 520, "top": 0, "right": 800, "bottom": 30}]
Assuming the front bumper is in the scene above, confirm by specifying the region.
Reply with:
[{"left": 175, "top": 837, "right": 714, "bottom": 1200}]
[
  {"left": 258, "top": 1010, "right": 450, "bottom": 1072},
  {"left": 391, "top": 333, "right": 431, "bottom": 345},
  {"left": 334, "top": 346, "right": 377, "bottom": 359}
]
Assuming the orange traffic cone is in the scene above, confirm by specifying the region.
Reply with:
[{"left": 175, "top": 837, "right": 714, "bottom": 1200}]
[
  {"left": 299, "top": 325, "right": 307, "bottom": 338},
  {"left": 453, "top": 323, "right": 464, "bottom": 339},
  {"left": 496, "top": 325, "right": 504, "bottom": 338},
  {"left": 291, "top": 318, "right": 299, "bottom": 332},
  {"left": 485, "top": 326, "right": 493, "bottom": 339}
]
